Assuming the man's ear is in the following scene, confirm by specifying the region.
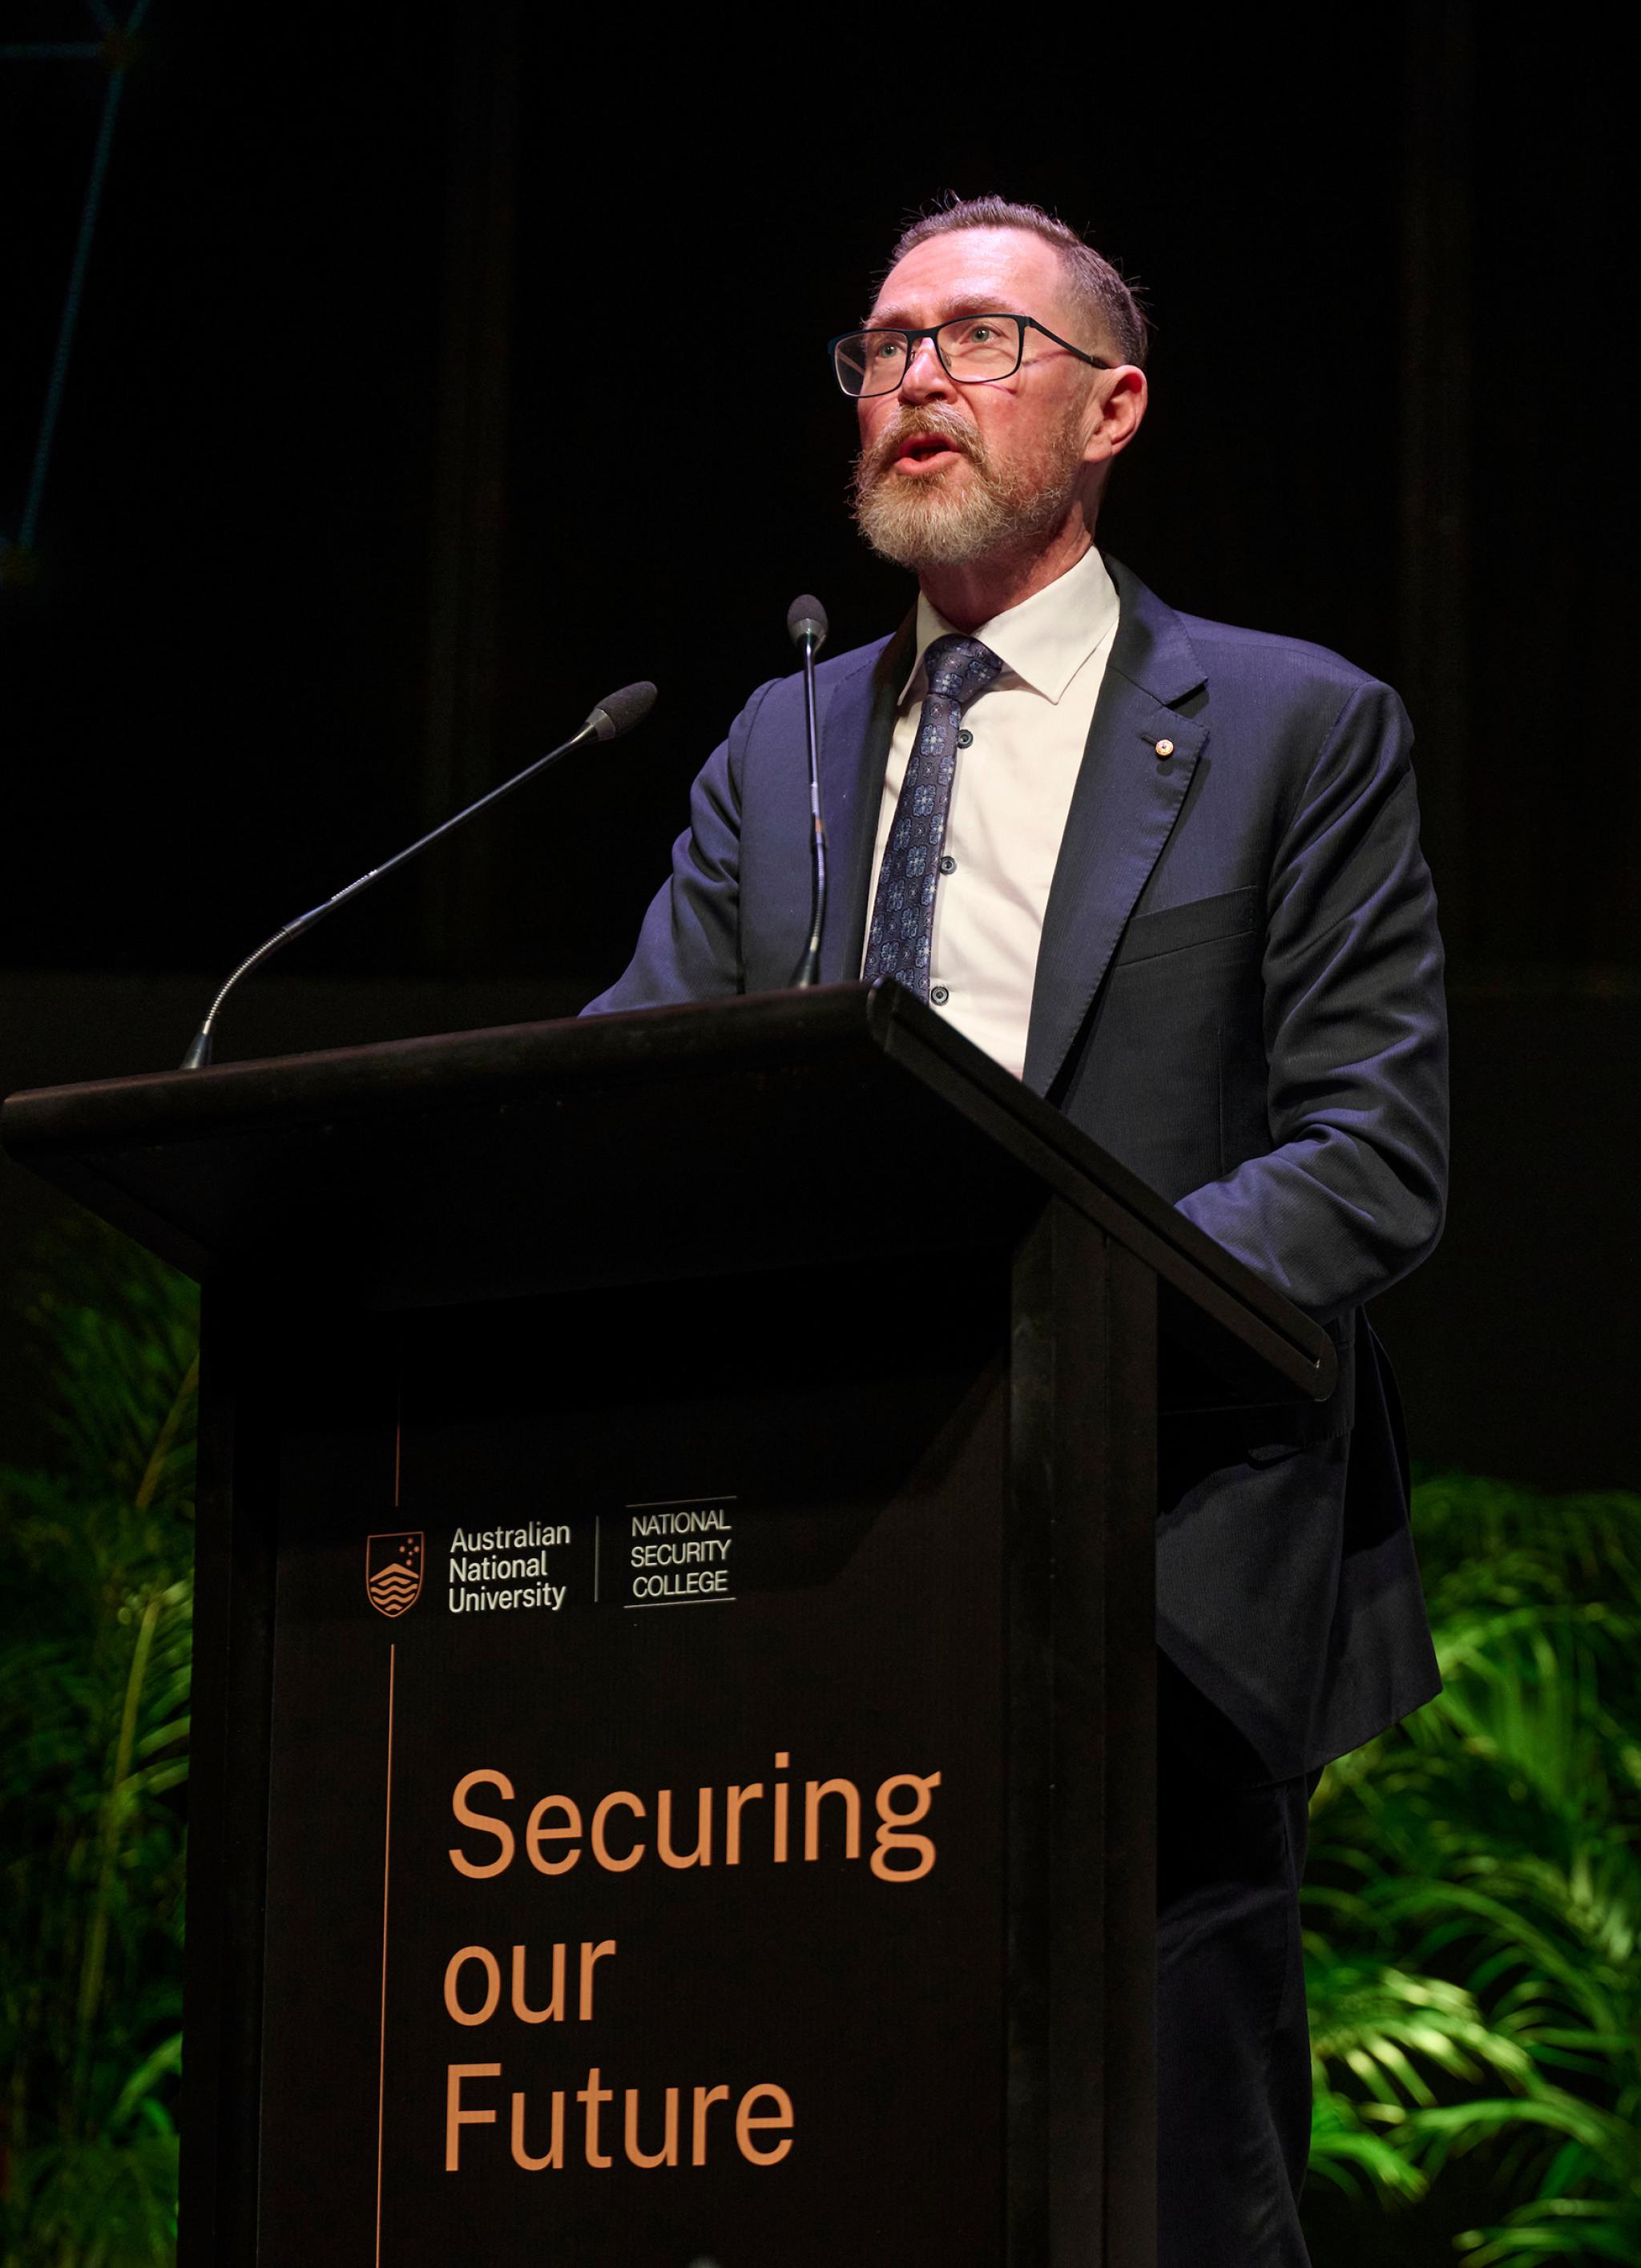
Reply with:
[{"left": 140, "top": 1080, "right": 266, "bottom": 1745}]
[{"left": 1084, "top": 365, "right": 1148, "bottom": 465}]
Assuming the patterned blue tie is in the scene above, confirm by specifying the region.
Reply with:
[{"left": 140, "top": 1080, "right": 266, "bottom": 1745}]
[{"left": 862, "top": 633, "right": 1003, "bottom": 998}]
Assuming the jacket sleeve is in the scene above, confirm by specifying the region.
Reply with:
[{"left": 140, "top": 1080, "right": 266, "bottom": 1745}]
[
  {"left": 1175, "top": 680, "right": 1449, "bottom": 1321},
  {"left": 581, "top": 679, "right": 777, "bottom": 1013}
]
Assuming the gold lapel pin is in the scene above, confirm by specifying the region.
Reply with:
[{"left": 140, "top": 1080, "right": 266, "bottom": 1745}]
[{"left": 1154, "top": 738, "right": 1175, "bottom": 759}]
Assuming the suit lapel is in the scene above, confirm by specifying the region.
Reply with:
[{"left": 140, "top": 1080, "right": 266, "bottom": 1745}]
[
  {"left": 1021, "top": 561, "right": 1209, "bottom": 1097},
  {"left": 816, "top": 616, "right": 913, "bottom": 983}
]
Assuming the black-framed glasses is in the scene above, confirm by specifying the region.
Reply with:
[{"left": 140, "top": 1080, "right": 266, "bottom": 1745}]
[{"left": 828, "top": 312, "right": 1111, "bottom": 398}]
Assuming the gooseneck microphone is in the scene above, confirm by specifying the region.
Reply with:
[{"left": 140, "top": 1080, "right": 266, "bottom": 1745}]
[
  {"left": 786, "top": 594, "right": 829, "bottom": 987},
  {"left": 179, "top": 680, "right": 658, "bottom": 1070}
]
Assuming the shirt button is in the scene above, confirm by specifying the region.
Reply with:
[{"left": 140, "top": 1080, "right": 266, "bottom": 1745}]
[
  {"left": 930, "top": 985, "right": 950, "bottom": 1005},
  {"left": 956, "top": 728, "right": 974, "bottom": 749},
  {"left": 938, "top": 854, "right": 957, "bottom": 874}
]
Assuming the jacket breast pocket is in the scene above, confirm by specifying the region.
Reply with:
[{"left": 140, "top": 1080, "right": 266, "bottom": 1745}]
[
  {"left": 1073, "top": 884, "right": 1265, "bottom": 1198},
  {"left": 1111, "top": 884, "right": 1260, "bottom": 968}
]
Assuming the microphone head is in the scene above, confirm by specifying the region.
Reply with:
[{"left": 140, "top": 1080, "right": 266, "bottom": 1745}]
[
  {"left": 787, "top": 594, "right": 829, "bottom": 655},
  {"left": 585, "top": 681, "right": 658, "bottom": 743}
]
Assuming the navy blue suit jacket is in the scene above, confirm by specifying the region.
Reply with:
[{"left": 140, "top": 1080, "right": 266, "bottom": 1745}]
[{"left": 587, "top": 558, "right": 1449, "bottom": 1779}]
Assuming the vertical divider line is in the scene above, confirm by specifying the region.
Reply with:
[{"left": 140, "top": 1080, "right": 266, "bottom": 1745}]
[
  {"left": 376, "top": 1642, "right": 397, "bottom": 2266},
  {"left": 18, "top": 61, "right": 126, "bottom": 549}
]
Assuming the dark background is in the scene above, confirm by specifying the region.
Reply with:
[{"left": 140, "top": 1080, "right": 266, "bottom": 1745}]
[{"left": 2, "top": 2, "right": 1636, "bottom": 1484}]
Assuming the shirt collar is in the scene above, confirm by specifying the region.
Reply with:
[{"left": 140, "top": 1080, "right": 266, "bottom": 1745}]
[{"left": 898, "top": 543, "right": 1120, "bottom": 707}]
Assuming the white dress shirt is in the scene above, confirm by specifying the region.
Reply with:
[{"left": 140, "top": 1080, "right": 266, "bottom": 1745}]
[{"left": 862, "top": 544, "right": 1121, "bottom": 1080}]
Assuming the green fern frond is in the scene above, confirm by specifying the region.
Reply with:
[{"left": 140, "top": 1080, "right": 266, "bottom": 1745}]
[
  {"left": 1300, "top": 1476, "right": 1641, "bottom": 2252},
  {"left": 1308, "top": 2083, "right": 1429, "bottom": 2202}
]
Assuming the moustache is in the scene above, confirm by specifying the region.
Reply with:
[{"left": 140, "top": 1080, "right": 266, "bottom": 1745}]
[{"left": 861, "top": 408, "right": 980, "bottom": 483}]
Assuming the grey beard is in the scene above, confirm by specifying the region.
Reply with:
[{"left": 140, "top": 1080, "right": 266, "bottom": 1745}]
[{"left": 851, "top": 409, "right": 1085, "bottom": 572}]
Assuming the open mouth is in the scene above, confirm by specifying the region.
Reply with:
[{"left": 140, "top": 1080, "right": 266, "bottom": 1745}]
[{"left": 893, "top": 433, "right": 965, "bottom": 474}]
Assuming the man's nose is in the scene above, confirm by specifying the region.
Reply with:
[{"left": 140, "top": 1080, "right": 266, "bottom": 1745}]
[{"left": 898, "top": 335, "right": 954, "bottom": 402}]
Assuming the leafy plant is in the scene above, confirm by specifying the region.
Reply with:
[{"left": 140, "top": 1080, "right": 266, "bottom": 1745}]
[
  {"left": 1305, "top": 1472, "right": 1641, "bottom": 2263},
  {"left": 0, "top": 1224, "right": 198, "bottom": 2267}
]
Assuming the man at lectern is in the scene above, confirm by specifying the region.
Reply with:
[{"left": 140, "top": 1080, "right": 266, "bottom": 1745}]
[{"left": 586, "top": 196, "right": 1448, "bottom": 2268}]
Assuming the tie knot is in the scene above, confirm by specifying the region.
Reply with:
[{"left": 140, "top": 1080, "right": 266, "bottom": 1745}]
[{"left": 923, "top": 633, "right": 1003, "bottom": 707}]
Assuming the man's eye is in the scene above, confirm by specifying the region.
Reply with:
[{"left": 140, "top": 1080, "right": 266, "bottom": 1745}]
[{"left": 872, "top": 336, "right": 905, "bottom": 362}]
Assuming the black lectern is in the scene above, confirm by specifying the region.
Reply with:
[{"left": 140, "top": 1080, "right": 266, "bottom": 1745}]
[{"left": 2, "top": 984, "right": 1333, "bottom": 2268}]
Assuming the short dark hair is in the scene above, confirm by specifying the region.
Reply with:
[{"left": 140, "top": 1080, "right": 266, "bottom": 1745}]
[{"left": 882, "top": 195, "right": 1149, "bottom": 369}]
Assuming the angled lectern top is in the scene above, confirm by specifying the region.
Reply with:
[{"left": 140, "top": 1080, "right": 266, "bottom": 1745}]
[
  {"left": 2, "top": 981, "right": 1331, "bottom": 1400},
  {"left": 2, "top": 984, "right": 1332, "bottom": 2268}
]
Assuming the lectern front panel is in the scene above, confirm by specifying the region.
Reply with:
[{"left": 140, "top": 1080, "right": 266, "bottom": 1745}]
[{"left": 252, "top": 1260, "right": 1013, "bottom": 2266}]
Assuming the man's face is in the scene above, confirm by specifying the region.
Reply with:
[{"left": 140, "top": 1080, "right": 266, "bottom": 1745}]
[{"left": 851, "top": 227, "right": 1113, "bottom": 573}]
